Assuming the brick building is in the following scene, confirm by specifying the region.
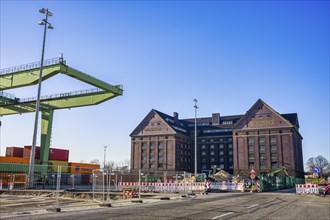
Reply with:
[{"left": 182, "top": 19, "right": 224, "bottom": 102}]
[{"left": 130, "top": 99, "right": 304, "bottom": 178}]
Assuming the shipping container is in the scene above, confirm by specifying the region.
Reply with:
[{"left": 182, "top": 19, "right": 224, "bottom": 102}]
[
  {"left": 6, "top": 147, "right": 24, "bottom": 158},
  {"left": 0, "top": 162, "right": 47, "bottom": 173},
  {"left": 49, "top": 148, "right": 69, "bottom": 161},
  {"left": 23, "top": 146, "right": 69, "bottom": 162},
  {"left": 68, "top": 162, "right": 100, "bottom": 174},
  {"left": 48, "top": 160, "right": 69, "bottom": 173},
  {"left": 23, "top": 146, "right": 41, "bottom": 159},
  {"left": 0, "top": 156, "right": 29, "bottom": 164},
  {"left": 82, "top": 174, "right": 93, "bottom": 184}
]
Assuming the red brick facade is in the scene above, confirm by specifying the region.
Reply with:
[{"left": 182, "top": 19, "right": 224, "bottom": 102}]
[{"left": 130, "top": 99, "right": 304, "bottom": 178}]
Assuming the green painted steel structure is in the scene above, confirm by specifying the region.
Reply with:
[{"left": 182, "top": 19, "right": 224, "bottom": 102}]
[{"left": 0, "top": 57, "right": 123, "bottom": 168}]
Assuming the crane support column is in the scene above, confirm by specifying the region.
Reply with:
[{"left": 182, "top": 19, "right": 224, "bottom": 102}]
[{"left": 40, "top": 110, "right": 54, "bottom": 170}]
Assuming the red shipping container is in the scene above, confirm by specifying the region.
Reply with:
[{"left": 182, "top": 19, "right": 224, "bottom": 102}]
[
  {"left": 23, "top": 146, "right": 40, "bottom": 159},
  {"left": 6, "top": 147, "right": 24, "bottom": 157},
  {"left": 49, "top": 148, "right": 69, "bottom": 161}
]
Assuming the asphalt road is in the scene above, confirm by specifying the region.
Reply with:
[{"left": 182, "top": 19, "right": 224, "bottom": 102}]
[{"left": 2, "top": 191, "right": 329, "bottom": 220}]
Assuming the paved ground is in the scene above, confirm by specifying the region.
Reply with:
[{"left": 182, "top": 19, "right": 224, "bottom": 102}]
[{"left": 1, "top": 190, "right": 329, "bottom": 220}]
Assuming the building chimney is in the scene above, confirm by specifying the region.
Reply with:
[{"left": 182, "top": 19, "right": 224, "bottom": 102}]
[
  {"left": 212, "top": 113, "right": 220, "bottom": 125},
  {"left": 173, "top": 112, "right": 179, "bottom": 123}
]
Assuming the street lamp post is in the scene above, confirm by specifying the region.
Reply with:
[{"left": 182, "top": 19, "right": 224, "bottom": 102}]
[
  {"left": 193, "top": 99, "right": 198, "bottom": 178},
  {"left": 28, "top": 8, "right": 54, "bottom": 189},
  {"left": 104, "top": 146, "right": 107, "bottom": 169}
]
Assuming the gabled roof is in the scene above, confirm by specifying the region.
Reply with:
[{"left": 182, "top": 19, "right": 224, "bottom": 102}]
[
  {"left": 233, "top": 99, "right": 294, "bottom": 130},
  {"left": 153, "top": 110, "right": 191, "bottom": 136},
  {"left": 130, "top": 109, "right": 190, "bottom": 137}
]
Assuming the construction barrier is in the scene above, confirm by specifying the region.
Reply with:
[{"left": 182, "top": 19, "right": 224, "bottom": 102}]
[
  {"left": 210, "top": 182, "right": 244, "bottom": 192},
  {"left": 119, "top": 182, "right": 205, "bottom": 192},
  {"left": 256, "top": 181, "right": 260, "bottom": 193},
  {"left": 123, "top": 188, "right": 139, "bottom": 199},
  {"left": 118, "top": 182, "right": 243, "bottom": 192},
  {"left": 296, "top": 183, "right": 319, "bottom": 194}
]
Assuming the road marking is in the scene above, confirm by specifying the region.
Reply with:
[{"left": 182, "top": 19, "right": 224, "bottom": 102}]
[
  {"left": 246, "top": 204, "right": 258, "bottom": 209},
  {"left": 211, "top": 212, "right": 234, "bottom": 219},
  {"left": 266, "top": 200, "right": 272, "bottom": 203}
]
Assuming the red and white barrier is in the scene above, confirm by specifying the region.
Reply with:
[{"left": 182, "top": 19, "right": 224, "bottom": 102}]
[
  {"left": 256, "top": 181, "right": 260, "bottom": 193},
  {"left": 296, "top": 183, "right": 319, "bottom": 194},
  {"left": 210, "top": 182, "right": 244, "bottom": 192},
  {"left": 118, "top": 182, "right": 244, "bottom": 192}
]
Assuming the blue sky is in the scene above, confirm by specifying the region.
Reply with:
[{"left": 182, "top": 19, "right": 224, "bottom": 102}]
[{"left": 1, "top": 1, "right": 329, "bottom": 166}]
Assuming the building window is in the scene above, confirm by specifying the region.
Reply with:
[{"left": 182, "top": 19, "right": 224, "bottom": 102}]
[
  {"left": 219, "top": 165, "right": 224, "bottom": 169},
  {"left": 271, "top": 145, "right": 277, "bottom": 151},
  {"left": 229, "top": 165, "right": 233, "bottom": 169},
  {"left": 150, "top": 149, "right": 155, "bottom": 153},
  {"left": 158, "top": 149, "right": 164, "bottom": 154},
  {"left": 271, "top": 153, "right": 277, "bottom": 160},
  {"left": 150, "top": 163, "right": 155, "bottom": 168},
  {"left": 150, "top": 142, "right": 155, "bottom": 148},
  {"left": 228, "top": 138, "right": 233, "bottom": 141},
  {"left": 142, "top": 163, "right": 147, "bottom": 169},
  {"left": 201, "top": 139, "right": 205, "bottom": 142},
  {"left": 202, "top": 151, "right": 206, "bottom": 156},
  {"left": 229, "top": 158, "right": 233, "bottom": 162},
  {"left": 248, "top": 154, "right": 255, "bottom": 159},
  {"left": 219, "top": 151, "right": 224, "bottom": 155},
  {"left": 142, "top": 149, "right": 147, "bottom": 153},
  {"left": 220, "top": 158, "right": 224, "bottom": 162},
  {"left": 249, "top": 162, "right": 254, "bottom": 168},
  {"left": 142, "top": 142, "right": 147, "bottom": 148},
  {"left": 228, "top": 144, "right": 232, "bottom": 149},
  {"left": 210, "top": 151, "right": 215, "bottom": 155},
  {"left": 142, "top": 156, "right": 146, "bottom": 161},
  {"left": 202, "top": 165, "right": 206, "bottom": 169},
  {"left": 271, "top": 136, "right": 277, "bottom": 143},
  {"left": 219, "top": 144, "right": 224, "bottom": 149},
  {"left": 260, "top": 153, "right": 266, "bottom": 159},
  {"left": 159, "top": 142, "right": 164, "bottom": 148},
  {"left": 157, "top": 122, "right": 161, "bottom": 126},
  {"left": 228, "top": 151, "right": 233, "bottom": 155},
  {"left": 158, "top": 163, "right": 163, "bottom": 168},
  {"left": 211, "top": 158, "right": 215, "bottom": 162},
  {"left": 271, "top": 162, "right": 278, "bottom": 168},
  {"left": 248, "top": 137, "right": 254, "bottom": 144},
  {"left": 248, "top": 146, "right": 254, "bottom": 151},
  {"left": 210, "top": 144, "right": 215, "bottom": 149},
  {"left": 210, "top": 139, "right": 214, "bottom": 142},
  {"left": 150, "top": 156, "right": 155, "bottom": 161},
  {"left": 202, "top": 145, "right": 206, "bottom": 149},
  {"left": 202, "top": 158, "right": 206, "bottom": 162},
  {"left": 259, "top": 137, "right": 265, "bottom": 143},
  {"left": 158, "top": 156, "right": 164, "bottom": 161},
  {"left": 260, "top": 161, "right": 266, "bottom": 169},
  {"left": 259, "top": 145, "right": 266, "bottom": 151}
]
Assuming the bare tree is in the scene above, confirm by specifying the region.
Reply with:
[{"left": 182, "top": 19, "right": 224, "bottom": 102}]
[
  {"left": 90, "top": 159, "right": 100, "bottom": 165},
  {"left": 305, "top": 155, "right": 330, "bottom": 178}
]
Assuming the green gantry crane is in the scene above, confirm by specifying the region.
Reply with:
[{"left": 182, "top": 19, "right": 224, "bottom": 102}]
[{"left": 0, "top": 57, "right": 123, "bottom": 167}]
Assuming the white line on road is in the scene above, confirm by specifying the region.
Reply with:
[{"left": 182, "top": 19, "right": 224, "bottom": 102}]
[
  {"left": 246, "top": 204, "right": 259, "bottom": 209},
  {"left": 211, "top": 212, "right": 234, "bottom": 219},
  {"left": 266, "top": 200, "right": 272, "bottom": 203}
]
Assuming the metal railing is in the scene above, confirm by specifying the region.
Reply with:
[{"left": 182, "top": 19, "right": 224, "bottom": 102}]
[
  {"left": 12, "top": 88, "right": 104, "bottom": 104},
  {"left": 0, "top": 57, "right": 64, "bottom": 75},
  {"left": 0, "top": 91, "right": 16, "bottom": 100}
]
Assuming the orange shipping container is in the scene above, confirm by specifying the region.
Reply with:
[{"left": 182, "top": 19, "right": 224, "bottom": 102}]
[
  {"left": 0, "top": 156, "right": 29, "bottom": 164},
  {"left": 68, "top": 162, "right": 100, "bottom": 174}
]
